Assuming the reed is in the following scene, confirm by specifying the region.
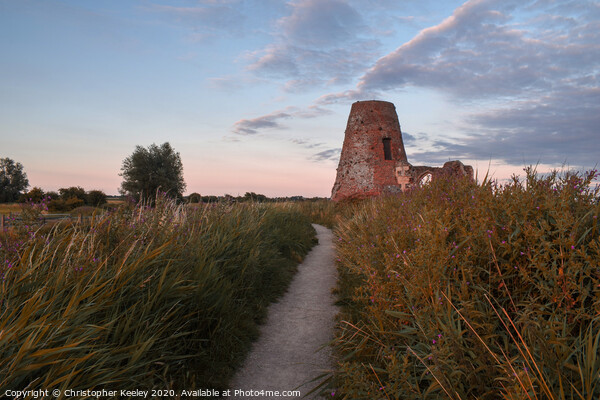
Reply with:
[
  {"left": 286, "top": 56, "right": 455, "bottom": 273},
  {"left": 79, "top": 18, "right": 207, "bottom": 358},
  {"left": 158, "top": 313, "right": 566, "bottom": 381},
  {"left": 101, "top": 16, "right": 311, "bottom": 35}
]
[
  {"left": 0, "top": 195, "right": 316, "bottom": 392},
  {"left": 330, "top": 167, "right": 600, "bottom": 399}
]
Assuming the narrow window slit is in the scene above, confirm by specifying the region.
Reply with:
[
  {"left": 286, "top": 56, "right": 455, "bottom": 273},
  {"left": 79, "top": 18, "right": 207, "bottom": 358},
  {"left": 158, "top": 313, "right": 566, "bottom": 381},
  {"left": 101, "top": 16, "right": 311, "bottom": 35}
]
[{"left": 382, "top": 138, "right": 392, "bottom": 160}]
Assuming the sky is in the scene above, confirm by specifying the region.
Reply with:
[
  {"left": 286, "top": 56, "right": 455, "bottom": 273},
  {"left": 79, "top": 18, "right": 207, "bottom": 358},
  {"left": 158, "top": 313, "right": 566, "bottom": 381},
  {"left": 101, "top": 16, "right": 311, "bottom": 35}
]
[{"left": 1, "top": 0, "right": 599, "bottom": 197}]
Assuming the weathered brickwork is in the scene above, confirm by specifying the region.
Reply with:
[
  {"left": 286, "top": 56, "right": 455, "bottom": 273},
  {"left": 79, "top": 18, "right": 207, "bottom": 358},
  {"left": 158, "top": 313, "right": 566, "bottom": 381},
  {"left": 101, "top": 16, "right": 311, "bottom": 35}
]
[{"left": 331, "top": 100, "right": 473, "bottom": 202}]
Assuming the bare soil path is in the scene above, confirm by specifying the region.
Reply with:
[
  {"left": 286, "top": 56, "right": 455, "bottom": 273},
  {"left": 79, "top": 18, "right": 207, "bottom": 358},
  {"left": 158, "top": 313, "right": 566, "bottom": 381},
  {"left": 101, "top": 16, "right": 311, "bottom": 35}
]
[{"left": 226, "top": 224, "right": 338, "bottom": 400}]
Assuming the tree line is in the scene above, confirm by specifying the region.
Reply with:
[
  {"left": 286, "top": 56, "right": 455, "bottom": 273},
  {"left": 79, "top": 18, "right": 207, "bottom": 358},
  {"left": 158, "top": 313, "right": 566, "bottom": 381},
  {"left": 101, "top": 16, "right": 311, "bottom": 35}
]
[
  {"left": 2, "top": 142, "right": 327, "bottom": 208},
  {"left": 21, "top": 186, "right": 108, "bottom": 212},
  {"left": 1, "top": 143, "right": 184, "bottom": 206},
  {"left": 187, "top": 192, "right": 325, "bottom": 203}
]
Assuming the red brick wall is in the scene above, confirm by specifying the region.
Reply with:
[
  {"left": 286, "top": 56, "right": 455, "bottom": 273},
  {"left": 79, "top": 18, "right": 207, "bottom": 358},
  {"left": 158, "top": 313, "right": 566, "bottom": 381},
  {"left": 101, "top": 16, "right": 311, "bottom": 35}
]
[{"left": 331, "top": 100, "right": 407, "bottom": 201}]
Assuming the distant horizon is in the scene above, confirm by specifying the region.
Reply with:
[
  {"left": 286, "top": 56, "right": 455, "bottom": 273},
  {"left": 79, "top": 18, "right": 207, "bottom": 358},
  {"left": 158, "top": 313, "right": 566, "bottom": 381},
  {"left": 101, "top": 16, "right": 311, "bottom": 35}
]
[
  {"left": 18, "top": 159, "right": 598, "bottom": 200},
  {"left": 2, "top": 1, "right": 598, "bottom": 197}
]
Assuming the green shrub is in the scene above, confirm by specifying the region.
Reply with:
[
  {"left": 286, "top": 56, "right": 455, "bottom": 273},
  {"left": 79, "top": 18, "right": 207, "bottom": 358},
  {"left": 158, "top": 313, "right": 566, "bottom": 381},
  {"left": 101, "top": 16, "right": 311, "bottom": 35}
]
[
  {"left": 86, "top": 190, "right": 107, "bottom": 207},
  {"left": 47, "top": 199, "right": 69, "bottom": 212},
  {"left": 64, "top": 197, "right": 84, "bottom": 209},
  {"left": 331, "top": 168, "right": 600, "bottom": 399},
  {"left": 47, "top": 197, "right": 85, "bottom": 212},
  {"left": 19, "top": 186, "right": 45, "bottom": 203},
  {"left": 59, "top": 186, "right": 87, "bottom": 203},
  {"left": 188, "top": 192, "right": 201, "bottom": 203},
  {"left": 45, "top": 191, "right": 59, "bottom": 200}
]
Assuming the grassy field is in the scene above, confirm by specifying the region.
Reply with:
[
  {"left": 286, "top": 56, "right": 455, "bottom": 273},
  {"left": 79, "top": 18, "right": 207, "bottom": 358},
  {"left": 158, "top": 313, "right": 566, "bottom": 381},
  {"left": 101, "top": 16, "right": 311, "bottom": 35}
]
[
  {"left": 0, "top": 196, "right": 316, "bottom": 392},
  {"left": 0, "top": 197, "right": 124, "bottom": 217},
  {"left": 0, "top": 203, "right": 21, "bottom": 215},
  {"left": 4, "top": 169, "right": 598, "bottom": 397},
  {"left": 328, "top": 168, "right": 600, "bottom": 399}
]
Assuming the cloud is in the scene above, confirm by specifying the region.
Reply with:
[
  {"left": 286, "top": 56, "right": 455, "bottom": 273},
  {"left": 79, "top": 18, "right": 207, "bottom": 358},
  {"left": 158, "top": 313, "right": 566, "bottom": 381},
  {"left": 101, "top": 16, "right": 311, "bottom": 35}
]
[
  {"left": 316, "top": 89, "right": 376, "bottom": 105},
  {"left": 278, "top": 0, "right": 363, "bottom": 48},
  {"left": 407, "top": 87, "right": 600, "bottom": 167},
  {"left": 149, "top": 3, "right": 246, "bottom": 39},
  {"left": 291, "top": 138, "right": 325, "bottom": 149},
  {"left": 229, "top": 0, "right": 598, "bottom": 168},
  {"left": 245, "top": 0, "right": 381, "bottom": 90},
  {"left": 231, "top": 105, "right": 340, "bottom": 164},
  {"left": 357, "top": 0, "right": 599, "bottom": 97},
  {"left": 291, "top": 105, "right": 333, "bottom": 118},
  {"left": 207, "top": 75, "right": 265, "bottom": 92},
  {"left": 208, "top": 76, "right": 244, "bottom": 91},
  {"left": 195, "top": 0, "right": 242, "bottom": 4},
  {"left": 461, "top": 87, "right": 600, "bottom": 166},
  {"left": 318, "top": 0, "right": 598, "bottom": 99},
  {"left": 402, "top": 131, "right": 417, "bottom": 143},
  {"left": 232, "top": 111, "right": 292, "bottom": 135},
  {"left": 318, "top": 0, "right": 600, "bottom": 167},
  {"left": 310, "top": 148, "right": 342, "bottom": 162},
  {"left": 232, "top": 105, "right": 333, "bottom": 135}
]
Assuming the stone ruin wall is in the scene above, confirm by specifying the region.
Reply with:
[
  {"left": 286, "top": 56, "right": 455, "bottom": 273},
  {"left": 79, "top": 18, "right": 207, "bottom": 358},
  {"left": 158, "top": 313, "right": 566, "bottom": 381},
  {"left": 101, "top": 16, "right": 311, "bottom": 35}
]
[{"left": 331, "top": 100, "right": 474, "bottom": 202}]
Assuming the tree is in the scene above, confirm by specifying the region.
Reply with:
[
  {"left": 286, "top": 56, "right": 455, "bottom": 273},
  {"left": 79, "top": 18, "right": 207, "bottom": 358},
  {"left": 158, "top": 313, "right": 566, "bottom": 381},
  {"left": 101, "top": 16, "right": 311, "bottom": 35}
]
[
  {"left": 45, "top": 191, "right": 59, "bottom": 200},
  {"left": 59, "top": 186, "right": 87, "bottom": 203},
  {"left": 243, "top": 192, "right": 267, "bottom": 202},
  {"left": 86, "top": 190, "right": 107, "bottom": 207},
  {"left": 119, "top": 142, "right": 186, "bottom": 202},
  {"left": 187, "top": 192, "right": 202, "bottom": 203},
  {"left": 202, "top": 195, "right": 219, "bottom": 203},
  {"left": 20, "top": 187, "right": 45, "bottom": 203},
  {"left": 0, "top": 157, "right": 29, "bottom": 202}
]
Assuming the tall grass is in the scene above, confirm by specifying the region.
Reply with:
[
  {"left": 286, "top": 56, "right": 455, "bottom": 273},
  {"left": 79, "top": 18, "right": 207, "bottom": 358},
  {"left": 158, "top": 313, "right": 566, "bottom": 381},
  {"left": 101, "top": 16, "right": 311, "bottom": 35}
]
[
  {"left": 289, "top": 200, "right": 338, "bottom": 229},
  {"left": 0, "top": 196, "right": 316, "bottom": 392},
  {"left": 0, "top": 203, "right": 23, "bottom": 216},
  {"left": 331, "top": 167, "right": 600, "bottom": 399}
]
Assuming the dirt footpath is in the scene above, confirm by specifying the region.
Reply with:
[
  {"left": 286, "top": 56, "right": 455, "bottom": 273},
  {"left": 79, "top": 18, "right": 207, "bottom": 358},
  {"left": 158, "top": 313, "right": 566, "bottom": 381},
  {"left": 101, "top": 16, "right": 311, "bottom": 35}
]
[{"left": 226, "top": 224, "right": 338, "bottom": 400}]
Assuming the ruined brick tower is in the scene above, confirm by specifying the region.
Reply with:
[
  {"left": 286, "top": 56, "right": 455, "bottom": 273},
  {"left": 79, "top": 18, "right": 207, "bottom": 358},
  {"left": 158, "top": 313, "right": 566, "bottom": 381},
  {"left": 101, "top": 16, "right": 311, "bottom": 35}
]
[
  {"left": 331, "top": 100, "right": 409, "bottom": 201},
  {"left": 331, "top": 100, "right": 473, "bottom": 201}
]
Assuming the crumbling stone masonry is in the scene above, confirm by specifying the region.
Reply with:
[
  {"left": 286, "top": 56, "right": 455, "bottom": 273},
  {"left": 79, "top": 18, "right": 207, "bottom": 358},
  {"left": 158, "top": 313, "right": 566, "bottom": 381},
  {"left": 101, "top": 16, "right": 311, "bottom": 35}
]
[{"left": 331, "top": 100, "right": 473, "bottom": 202}]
